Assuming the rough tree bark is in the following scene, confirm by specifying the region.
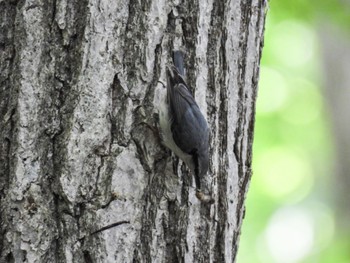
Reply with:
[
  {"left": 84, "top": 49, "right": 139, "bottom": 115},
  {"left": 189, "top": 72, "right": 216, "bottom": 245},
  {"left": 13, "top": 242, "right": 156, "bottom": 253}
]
[{"left": 0, "top": 0, "right": 266, "bottom": 262}]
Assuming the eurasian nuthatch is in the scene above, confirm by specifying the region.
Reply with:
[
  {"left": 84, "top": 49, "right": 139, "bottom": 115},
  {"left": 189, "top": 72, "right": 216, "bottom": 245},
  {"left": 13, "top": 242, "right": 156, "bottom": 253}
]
[{"left": 159, "top": 51, "right": 213, "bottom": 203}]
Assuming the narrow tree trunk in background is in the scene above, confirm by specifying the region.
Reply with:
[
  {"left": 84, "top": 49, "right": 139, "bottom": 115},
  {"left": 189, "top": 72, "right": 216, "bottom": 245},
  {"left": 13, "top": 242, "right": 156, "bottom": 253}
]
[
  {"left": 0, "top": 0, "right": 266, "bottom": 262},
  {"left": 320, "top": 24, "right": 350, "bottom": 227}
]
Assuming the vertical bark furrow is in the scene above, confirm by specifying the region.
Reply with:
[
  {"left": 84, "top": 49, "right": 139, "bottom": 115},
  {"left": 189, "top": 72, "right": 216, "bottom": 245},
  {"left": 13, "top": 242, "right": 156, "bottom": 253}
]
[
  {"left": 245, "top": 0, "right": 267, "bottom": 170},
  {"left": 205, "top": 0, "right": 229, "bottom": 261},
  {"left": 111, "top": 73, "right": 130, "bottom": 147},
  {"left": 163, "top": 200, "right": 189, "bottom": 263},
  {"left": 123, "top": 0, "right": 151, "bottom": 84},
  {"left": 216, "top": 29, "right": 230, "bottom": 263},
  {"left": 224, "top": 4, "right": 253, "bottom": 247},
  {"left": 0, "top": 0, "right": 22, "bottom": 192},
  {"left": 49, "top": 0, "right": 91, "bottom": 261},
  {"left": 51, "top": 0, "right": 90, "bottom": 203},
  {"left": 138, "top": 166, "right": 163, "bottom": 262},
  {"left": 232, "top": 0, "right": 253, "bottom": 231},
  {"left": 51, "top": 0, "right": 91, "bottom": 177},
  {"left": 142, "top": 43, "right": 163, "bottom": 108},
  {"left": 0, "top": 8, "right": 19, "bottom": 257},
  {"left": 234, "top": 0, "right": 253, "bottom": 180},
  {"left": 181, "top": 0, "right": 200, "bottom": 93}
]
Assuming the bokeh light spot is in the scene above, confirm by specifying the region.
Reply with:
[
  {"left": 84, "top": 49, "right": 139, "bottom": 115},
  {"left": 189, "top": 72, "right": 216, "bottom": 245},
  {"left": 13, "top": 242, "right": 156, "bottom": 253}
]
[
  {"left": 282, "top": 78, "right": 322, "bottom": 125},
  {"left": 265, "top": 207, "right": 314, "bottom": 263},
  {"left": 271, "top": 20, "right": 316, "bottom": 68},
  {"left": 257, "top": 66, "right": 289, "bottom": 114},
  {"left": 255, "top": 147, "right": 314, "bottom": 201},
  {"left": 270, "top": 20, "right": 316, "bottom": 68}
]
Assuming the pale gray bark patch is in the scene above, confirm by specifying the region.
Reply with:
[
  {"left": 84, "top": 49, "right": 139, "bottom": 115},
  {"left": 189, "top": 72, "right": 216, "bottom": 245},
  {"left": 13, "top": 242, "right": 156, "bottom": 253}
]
[{"left": 0, "top": 0, "right": 267, "bottom": 262}]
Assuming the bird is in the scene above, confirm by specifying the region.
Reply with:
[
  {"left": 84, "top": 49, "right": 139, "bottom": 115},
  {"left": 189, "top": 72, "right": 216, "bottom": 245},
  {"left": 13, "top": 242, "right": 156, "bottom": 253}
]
[{"left": 158, "top": 50, "right": 213, "bottom": 203}]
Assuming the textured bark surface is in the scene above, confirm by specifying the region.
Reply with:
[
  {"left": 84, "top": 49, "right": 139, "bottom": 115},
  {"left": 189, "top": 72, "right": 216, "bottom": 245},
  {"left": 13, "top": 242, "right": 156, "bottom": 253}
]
[{"left": 0, "top": 0, "right": 266, "bottom": 262}]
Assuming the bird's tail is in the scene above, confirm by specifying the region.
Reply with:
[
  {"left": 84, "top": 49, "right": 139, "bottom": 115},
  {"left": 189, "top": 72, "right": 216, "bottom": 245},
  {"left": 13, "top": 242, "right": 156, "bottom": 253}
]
[{"left": 172, "top": 50, "right": 185, "bottom": 77}]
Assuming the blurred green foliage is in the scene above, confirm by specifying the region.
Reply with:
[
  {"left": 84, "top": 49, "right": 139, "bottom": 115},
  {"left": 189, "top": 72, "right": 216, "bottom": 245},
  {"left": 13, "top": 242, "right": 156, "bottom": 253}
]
[{"left": 237, "top": 0, "right": 350, "bottom": 262}]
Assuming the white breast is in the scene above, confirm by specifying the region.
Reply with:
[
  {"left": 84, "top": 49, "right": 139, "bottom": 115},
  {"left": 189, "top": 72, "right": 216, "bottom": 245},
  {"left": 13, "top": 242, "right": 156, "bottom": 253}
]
[{"left": 157, "top": 88, "right": 194, "bottom": 173}]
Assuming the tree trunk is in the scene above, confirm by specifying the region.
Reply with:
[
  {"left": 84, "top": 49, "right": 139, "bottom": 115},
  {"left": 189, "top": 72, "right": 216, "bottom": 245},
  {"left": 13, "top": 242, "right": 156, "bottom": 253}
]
[
  {"left": 0, "top": 0, "right": 266, "bottom": 262},
  {"left": 320, "top": 24, "right": 350, "bottom": 227}
]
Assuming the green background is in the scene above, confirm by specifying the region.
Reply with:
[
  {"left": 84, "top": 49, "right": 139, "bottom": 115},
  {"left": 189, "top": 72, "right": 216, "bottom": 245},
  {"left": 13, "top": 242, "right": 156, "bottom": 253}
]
[{"left": 237, "top": 0, "right": 350, "bottom": 262}]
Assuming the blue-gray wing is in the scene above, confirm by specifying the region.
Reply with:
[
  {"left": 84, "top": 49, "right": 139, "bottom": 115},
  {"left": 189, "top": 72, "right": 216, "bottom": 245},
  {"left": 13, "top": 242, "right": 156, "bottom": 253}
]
[{"left": 168, "top": 80, "right": 209, "bottom": 155}]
